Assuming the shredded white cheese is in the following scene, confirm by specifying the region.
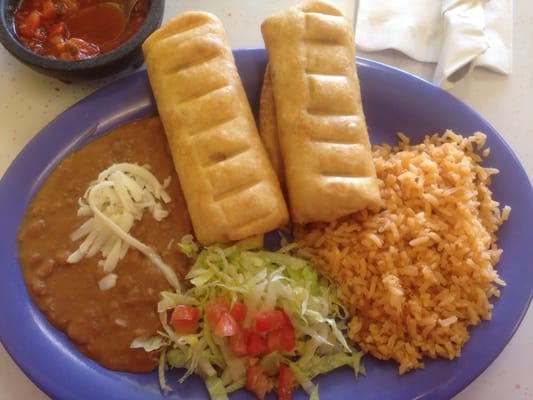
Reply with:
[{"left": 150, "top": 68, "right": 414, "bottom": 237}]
[
  {"left": 67, "top": 163, "right": 180, "bottom": 291},
  {"left": 98, "top": 273, "right": 118, "bottom": 291}
]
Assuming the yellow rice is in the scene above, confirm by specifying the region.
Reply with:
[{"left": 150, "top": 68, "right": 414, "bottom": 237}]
[{"left": 294, "top": 130, "right": 510, "bottom": 374}]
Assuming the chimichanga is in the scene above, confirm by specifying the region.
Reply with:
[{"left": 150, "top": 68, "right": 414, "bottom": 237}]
[
  {"left": 261, "top": 0, "right": 381, "bottom": 223},
  {"left": 258, "top": 63, "right": 285, "bottom": 192},
  {"left": 143, "top": 12, "right": 288, "bottom": 245}
]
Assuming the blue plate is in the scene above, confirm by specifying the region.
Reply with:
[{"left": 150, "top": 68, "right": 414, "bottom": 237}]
[{"left": 1, "top": 49, "right": 532, "bottom": 400}]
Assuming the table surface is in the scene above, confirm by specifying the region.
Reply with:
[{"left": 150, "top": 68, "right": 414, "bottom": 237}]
[{"left": 1, "top": 2, "right": 531, "bottom": 400}]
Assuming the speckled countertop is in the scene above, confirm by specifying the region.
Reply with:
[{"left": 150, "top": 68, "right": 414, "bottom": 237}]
[{"left": 1, "top": 1, "right": 531, "bottom": 399}]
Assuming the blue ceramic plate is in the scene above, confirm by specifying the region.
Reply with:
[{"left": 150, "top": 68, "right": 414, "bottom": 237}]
[{"left": 1, "top": 49, "right": 532, "bottom": 400}]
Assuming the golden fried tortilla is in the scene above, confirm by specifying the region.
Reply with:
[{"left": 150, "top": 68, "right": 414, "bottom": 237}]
[
  {"left": 258, "top": 63, "right": 285, "bottom": 192},
  {"left": 143, "top": 12, "right": 288, "bottom": 245},
  {"left": 261, "top": 0, "right": 381, "bottom": 223}
]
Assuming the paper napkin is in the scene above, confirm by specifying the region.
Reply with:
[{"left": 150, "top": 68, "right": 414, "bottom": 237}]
[{"left": 355, "top": 0, "right": 512, "bottom": 88}]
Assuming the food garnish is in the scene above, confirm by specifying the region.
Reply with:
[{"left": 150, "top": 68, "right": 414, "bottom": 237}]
[
  {"left": 131, "top": 236, "right": 364, "bottom": 399},
  {"left": 67, "top": 162, "right": 180, "bottom": 290}
]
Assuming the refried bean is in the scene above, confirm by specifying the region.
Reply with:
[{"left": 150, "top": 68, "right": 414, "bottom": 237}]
[{"left": 17, "top": 117, "right": 192, "bottom": 372}]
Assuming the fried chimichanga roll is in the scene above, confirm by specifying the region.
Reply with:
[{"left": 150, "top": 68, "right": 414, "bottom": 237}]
[
  {"left": 258, "top": 63, "right": 285, "bottom": 192},
  {"left": 143, "top": 12, "right": 288, "bottom": 245},
  {"left": 261, "top": 0, "right": 381, "bottom": 224}
]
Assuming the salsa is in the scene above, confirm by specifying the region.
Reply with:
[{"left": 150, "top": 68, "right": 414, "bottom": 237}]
[
  {"left": 13, "top": 0, "right": 148, "bottom": 60},
  {"left": 17, "top": 117, "right": 192, "bottom": 372}
]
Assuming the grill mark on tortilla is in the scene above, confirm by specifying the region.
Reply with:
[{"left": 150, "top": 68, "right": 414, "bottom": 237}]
[
  {"left": 203, "top": 145, "right": 251, "bottom": 168},
  {"left": 212, "top": 179, "right": 262, "bottom": 202},
  {"left": 159, "top": 35, "right": 225, "bottom": 75},
  {"left": 303, "top": 12, "right": 345, "bottom": 43},
  {"left": 175, "top": 82, "right": 231, "bottom": 105}
]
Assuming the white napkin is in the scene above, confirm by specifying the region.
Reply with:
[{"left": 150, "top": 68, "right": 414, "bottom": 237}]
[{"left": 355, "top": 0, "right": 512, "bottom": 89}]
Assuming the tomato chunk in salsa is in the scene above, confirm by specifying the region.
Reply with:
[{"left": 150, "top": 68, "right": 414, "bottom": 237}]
[{"left": 14, "top": 0, "right": 148, "bottom": 60}]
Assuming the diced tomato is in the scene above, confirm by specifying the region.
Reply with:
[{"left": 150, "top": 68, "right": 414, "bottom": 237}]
[
  {"left": 41, "top": 0, "right": 57, "bottom": 19},
  {"left": 48, "top": 21, "right": 67, "bottom": 38},
  {"left": 19, "top": 10, "right": 41, "bottom": 38},
  {"left": 55, "top": 0, "right": 79, "bottom": 15},
  {"left": 213, "top": 311, "right": 240, "bottom": 337},
  {"left": 48, "top": 34, "right": 64, "bottom": 48},
  {"left": 266, "top": 324, "right": 295, "bottom": 353},
  {"left": 266, "top": 329, "right": 283, "bottom": 353},
  {"left": 246, "top": 331, "right": 267, "bottom": 356},
  {"left": 277, "top": 363, "right": 294, "bottom": 400},
  {"left": 252, "top": 310, "right": 286, "bottom": 333},
  {"left": 228, "top": 329, "right": 249, "bottom": 356},
  {"left": 265, "top": 309, "right": 295, "bottom": 353},
  {"left": 170, "top": 304, "right": 199, "bottom": 334},
  {"left": 246, "top": 363, "right": 272, "bottom": 400},
  {"left": 205, "top": 296, "right": 229, "bottom": 325},
  {"left": 229, "top": 300, "right": 247, "bottom": 321}
]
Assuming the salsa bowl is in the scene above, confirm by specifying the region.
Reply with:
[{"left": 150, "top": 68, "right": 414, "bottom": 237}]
[{"left": 0, "top": 0, "right": 164, "bottom": 81}]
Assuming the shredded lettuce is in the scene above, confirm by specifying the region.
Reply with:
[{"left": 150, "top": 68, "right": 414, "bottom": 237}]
[{"left": 134, "top": 235, "right": 364, "bottom": 399}]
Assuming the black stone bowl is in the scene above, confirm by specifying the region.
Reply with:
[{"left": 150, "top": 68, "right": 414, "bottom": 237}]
[{"left": 0, "top": 0, "right": 164, "bottom": 82}]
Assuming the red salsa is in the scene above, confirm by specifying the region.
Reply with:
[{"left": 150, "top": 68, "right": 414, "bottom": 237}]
[{"left": 13, "top": 0, "right": 148, "bottom": 60}]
